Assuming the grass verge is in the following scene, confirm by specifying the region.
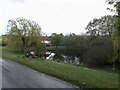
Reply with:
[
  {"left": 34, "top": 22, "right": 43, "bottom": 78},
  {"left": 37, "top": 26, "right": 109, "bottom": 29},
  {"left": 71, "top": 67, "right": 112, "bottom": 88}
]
[{"left": 0, "top": 46, "right": 118, "bottom": 88}]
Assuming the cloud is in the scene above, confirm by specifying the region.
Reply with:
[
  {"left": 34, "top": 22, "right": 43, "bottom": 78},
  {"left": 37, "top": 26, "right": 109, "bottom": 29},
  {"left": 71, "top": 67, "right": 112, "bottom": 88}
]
[{"left": 9, "top": 0, "right": 26, "bottom": 3}]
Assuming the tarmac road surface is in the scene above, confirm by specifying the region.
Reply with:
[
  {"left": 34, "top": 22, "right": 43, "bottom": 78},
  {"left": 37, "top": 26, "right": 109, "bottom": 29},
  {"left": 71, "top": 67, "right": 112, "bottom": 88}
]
[{"left": 1, "top": 58, "right": 80, "bottom": 88}]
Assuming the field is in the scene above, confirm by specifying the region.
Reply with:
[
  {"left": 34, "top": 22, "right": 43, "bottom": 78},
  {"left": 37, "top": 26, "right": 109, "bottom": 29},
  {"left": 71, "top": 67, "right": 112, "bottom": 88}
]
[{"left": 0, "top": 46, "right": 119, "bottom": 88}]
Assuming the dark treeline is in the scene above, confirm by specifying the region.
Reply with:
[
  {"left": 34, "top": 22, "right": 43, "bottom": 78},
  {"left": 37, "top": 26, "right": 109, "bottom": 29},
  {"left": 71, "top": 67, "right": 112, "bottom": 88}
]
[{"left": 50, "top": 33, "right": 113, "bottom": 68}]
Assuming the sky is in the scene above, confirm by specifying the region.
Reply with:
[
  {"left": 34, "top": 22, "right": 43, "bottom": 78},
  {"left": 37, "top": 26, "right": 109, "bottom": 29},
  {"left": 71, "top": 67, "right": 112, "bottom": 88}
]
[{"left": 0, "top": 0, "right": 115, "bottom": 36}]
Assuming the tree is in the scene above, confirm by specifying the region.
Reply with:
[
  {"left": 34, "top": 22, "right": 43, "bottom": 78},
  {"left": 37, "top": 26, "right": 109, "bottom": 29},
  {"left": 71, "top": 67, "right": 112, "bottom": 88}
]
[
  {"left": 83, "top": 36, "right": 113, "bottom": 67},
  {"left": 7, "top": 17, "right": 46, "bottom": 57},
  {"left": 63, "top": 35, "right": 88, "bottom": 63},
  {"left": 1, "top": 35, "right": 7, "bottom": 46},
  {"left": 73, "top": 36, "right": 88, "bottom": 63},
  {"left": 62, "top": 35, "right": 76, "bottom": 57},
  {"left": 106, "top": 0, "right": 120, "bottom": 67},
  {"left": 50, "top": 33, "right": 63, "bottom": 48},
  {"left": 85, "top": 18, "right": 100, "bottom": 36},
  {"left": 85, "top": 15, "right": 115, "bottom": 36}
]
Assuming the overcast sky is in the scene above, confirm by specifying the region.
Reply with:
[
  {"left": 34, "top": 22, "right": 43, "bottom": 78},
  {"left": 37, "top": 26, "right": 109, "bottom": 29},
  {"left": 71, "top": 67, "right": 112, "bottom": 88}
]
[{"left": 0, "top": 0, "right": 114, "bottom": 36}]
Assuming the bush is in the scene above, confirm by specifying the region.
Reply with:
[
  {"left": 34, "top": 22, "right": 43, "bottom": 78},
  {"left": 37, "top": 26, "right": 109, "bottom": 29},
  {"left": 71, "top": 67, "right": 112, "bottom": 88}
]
[
  {"left": 1, "top": 42, "right": 7, "bottom": 46},
  {"left": 0, "top": 35, "right": 8, "bottom": 46},
  {"left": 83, "top": 37, "right": 113, "bottom": 67}
]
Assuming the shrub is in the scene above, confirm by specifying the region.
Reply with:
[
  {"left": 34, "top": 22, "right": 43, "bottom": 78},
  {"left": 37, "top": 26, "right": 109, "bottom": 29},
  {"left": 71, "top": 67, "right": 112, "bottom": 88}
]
[{"left": 83, "top": 37, "right": 113, "bottom": 67}]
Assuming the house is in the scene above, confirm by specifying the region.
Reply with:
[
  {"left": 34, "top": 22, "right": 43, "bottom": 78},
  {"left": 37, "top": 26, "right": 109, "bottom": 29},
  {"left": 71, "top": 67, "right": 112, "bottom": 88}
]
[
  {"left": 41, "top": 35, "right": 51, "bottom": 46},
  {"left": 41, "top": 40, "right": 51, "bottom": 46}
]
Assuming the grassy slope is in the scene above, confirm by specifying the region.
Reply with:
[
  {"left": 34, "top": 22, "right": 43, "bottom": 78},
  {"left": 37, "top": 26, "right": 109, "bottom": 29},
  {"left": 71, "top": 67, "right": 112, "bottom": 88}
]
[{"left": 0, "top": 46, "right": 118, "bottom": 88}]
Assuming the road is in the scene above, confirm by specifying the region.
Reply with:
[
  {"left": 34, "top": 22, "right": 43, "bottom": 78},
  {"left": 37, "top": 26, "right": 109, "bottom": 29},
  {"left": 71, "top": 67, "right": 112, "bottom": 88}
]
[{"left": 1, "top": 58, "right": 79, "bottom": 88}]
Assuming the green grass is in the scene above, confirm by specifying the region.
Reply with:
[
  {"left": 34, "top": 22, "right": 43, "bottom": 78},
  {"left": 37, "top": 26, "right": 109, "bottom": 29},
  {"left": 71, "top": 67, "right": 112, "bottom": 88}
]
[{"left": 0, "top": 46, "right": 119, "bottom": 88}]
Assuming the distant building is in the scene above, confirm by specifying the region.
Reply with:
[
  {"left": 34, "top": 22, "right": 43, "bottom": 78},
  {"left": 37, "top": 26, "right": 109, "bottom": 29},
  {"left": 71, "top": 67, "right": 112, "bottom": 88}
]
[
  {"left": 41, "top": 40, "right": 51, "bottom": 46},
  {"left": 41, "top": 35, "right": 51, "bottom": 46}
]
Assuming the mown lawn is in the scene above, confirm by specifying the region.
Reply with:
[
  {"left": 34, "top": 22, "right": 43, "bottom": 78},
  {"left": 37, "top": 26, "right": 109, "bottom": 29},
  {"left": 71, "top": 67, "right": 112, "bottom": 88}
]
[{"left": 0, "top": 46, "right": 119, "bottom": 89}]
